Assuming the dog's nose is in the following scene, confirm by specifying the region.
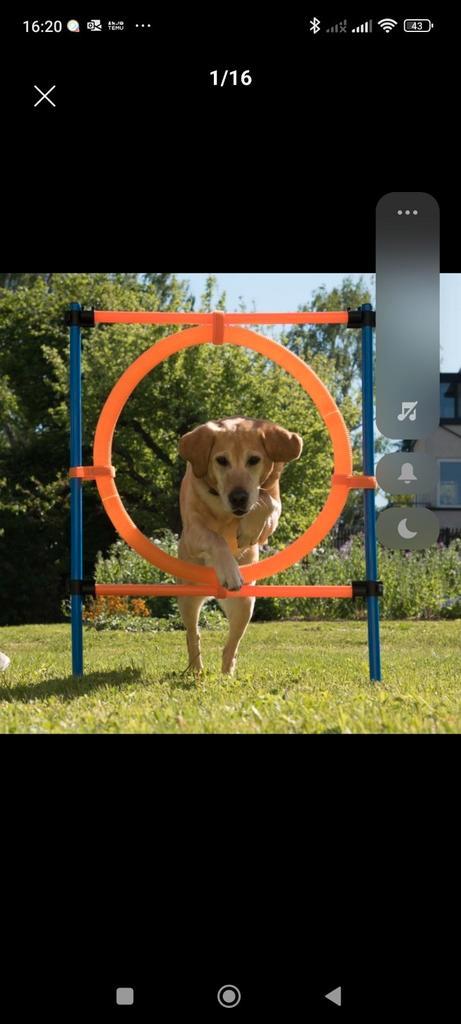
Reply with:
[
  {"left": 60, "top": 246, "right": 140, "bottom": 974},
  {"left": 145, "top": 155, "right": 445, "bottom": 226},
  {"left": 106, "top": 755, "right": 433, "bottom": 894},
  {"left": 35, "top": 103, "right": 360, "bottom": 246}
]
[{"left": 229, "top": 487, "right": 249, "bottom": 510}]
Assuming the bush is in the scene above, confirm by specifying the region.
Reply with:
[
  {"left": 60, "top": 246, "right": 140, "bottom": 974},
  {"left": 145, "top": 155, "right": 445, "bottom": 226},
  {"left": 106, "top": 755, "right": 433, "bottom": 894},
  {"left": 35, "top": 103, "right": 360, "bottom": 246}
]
[
  {"left": 80, "top": 531, "right": 461, "bottom": 626},
  {"left": 81, "top": 530, "right": 224, "bottom": 631},
  {"left": 252, "top": 534, "right": 461, "bottom": 620},
  {"left": 93, "top": 529, "right": 179, "bottom": 618}
]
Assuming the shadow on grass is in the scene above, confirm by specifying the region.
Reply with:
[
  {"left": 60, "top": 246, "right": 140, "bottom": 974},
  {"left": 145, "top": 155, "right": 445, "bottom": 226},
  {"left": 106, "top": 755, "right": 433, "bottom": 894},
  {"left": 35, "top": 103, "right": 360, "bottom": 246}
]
[
  {"left": 0, "top": 667, "right": 145, "bottom": 704},
  {"left": 0, "top": 665, "right": 207, "bottom": 703}
]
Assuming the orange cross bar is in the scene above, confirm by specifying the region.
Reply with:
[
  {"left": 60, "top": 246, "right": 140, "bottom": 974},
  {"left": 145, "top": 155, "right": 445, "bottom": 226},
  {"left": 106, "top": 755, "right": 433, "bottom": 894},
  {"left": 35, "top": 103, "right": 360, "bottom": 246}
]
[
  {"left": 93, "top": 310, "right": 350, "bottom": 326},
  {"left": 95, "top": 584, "right": 354, "bottom": 599}
]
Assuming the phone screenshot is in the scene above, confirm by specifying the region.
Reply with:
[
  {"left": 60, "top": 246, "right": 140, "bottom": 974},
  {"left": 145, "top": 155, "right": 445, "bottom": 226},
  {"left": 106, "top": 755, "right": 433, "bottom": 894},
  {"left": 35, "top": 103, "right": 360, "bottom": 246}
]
[{"left": 0, "top": 9, "right": 458, "bottom": 1020}]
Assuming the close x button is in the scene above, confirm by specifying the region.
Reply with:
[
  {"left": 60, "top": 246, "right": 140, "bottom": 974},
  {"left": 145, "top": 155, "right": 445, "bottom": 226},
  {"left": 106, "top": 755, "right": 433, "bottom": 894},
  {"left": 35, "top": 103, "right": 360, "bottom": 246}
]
[{"left": 33, "top": 83, "right": 56, "bottom": 107}]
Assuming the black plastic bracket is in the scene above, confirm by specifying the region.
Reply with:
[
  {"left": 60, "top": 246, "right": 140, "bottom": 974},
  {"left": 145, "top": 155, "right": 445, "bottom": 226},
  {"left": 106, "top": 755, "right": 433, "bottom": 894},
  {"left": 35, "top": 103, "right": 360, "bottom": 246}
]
[
  {"left": 347, "top": 309, "right": 376, "bottom": 328},
  {"left": 68, "top": 579, "right": 96, "bottom": 597},
  {"left": 64, "top": 308, "right": 95, "bottom": 328},
  {"left": 352, "top": 580, "right": 383, "bottom": 599}
]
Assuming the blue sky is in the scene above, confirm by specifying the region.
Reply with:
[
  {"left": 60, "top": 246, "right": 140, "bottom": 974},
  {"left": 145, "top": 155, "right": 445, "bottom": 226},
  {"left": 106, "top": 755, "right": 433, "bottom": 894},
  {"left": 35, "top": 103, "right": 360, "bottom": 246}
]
[{"left": 174, "top": 273, "right": 460, "bottom": 372}]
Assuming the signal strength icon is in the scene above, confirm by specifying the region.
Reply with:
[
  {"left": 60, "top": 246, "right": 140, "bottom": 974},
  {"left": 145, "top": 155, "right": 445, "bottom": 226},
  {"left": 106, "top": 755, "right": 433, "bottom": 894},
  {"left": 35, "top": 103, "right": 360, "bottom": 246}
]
[
  {"left": 326, "top": 19, "right": 347, "bottom": 32},
  {"left": 378, "top": 18, "right": 398, "bottom": 33},
  {"left": 352, "top": 19, "right": 372, "bottom": 32}
]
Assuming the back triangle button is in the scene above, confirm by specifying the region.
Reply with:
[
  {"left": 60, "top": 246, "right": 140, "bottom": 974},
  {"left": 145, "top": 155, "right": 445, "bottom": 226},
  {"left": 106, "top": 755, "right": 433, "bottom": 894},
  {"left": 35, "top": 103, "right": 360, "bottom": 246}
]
[{"left": 325, "top": 986, "right": 342, "bottom": 1006}]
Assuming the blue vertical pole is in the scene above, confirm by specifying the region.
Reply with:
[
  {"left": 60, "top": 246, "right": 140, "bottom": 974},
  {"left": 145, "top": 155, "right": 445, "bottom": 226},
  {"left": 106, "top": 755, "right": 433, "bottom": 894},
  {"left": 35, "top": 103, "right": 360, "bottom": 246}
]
[
  {"left": 69, "top": 302, "right": 83, "bottom": 676},
  {"left": 361, "top": 303, "right": 382, "bottom": 682}
]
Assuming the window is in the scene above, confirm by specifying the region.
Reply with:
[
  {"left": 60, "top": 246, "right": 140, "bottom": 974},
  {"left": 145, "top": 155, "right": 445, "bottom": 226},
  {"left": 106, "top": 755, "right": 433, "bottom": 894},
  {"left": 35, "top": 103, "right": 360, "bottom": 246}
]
[
  {"left": 440, "top": 376, "right": 461, "bottom": 421},
  {"left": 438, "top": 460, "right": 461, "bottom": 508}
]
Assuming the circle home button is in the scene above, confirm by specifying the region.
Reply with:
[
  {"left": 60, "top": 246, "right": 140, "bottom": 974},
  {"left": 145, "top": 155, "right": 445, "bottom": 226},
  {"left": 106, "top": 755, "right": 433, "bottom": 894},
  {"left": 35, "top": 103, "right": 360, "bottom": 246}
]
[{"left": 217, "top": 985, "right": 241, "bottom": 1008}]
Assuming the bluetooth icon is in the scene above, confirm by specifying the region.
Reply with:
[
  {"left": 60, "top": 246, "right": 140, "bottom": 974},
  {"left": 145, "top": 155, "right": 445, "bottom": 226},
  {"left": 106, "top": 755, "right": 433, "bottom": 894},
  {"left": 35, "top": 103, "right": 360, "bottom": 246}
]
[{"left": 309, "top": 17, "right": 321, "bottom": 34}]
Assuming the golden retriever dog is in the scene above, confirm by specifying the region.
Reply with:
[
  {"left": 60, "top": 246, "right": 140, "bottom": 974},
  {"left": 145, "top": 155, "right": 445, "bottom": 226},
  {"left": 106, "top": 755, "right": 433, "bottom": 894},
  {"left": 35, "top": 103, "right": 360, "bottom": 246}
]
[{"left": 177, "top": 417, "right": 303, "bottom": 675}]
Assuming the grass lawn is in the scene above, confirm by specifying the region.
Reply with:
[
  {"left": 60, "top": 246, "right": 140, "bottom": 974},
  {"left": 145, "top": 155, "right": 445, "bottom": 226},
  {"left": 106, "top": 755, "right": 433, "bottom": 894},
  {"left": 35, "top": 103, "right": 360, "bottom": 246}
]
[{"left": 0, "top": 620, "right": 460, "bottom": 734}]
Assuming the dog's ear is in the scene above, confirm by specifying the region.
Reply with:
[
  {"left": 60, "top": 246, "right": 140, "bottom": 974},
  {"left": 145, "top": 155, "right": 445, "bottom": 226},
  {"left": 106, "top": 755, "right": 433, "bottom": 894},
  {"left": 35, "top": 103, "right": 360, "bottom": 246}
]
[
  {"left": 179, "top": 422, "right": 218, "bottom": 478},
  {"left": 259, "top": 423, "right": 303, "bottom": 464}
]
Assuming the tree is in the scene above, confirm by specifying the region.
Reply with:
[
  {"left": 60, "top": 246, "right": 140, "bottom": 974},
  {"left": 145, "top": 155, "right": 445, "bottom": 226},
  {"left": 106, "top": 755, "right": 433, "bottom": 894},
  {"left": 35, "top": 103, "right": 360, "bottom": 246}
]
[
  {"left": 198, "top": 275, "right": 227, "bottom": 312},
  {"left": 0, "top": 273, "right": 53, "bottom": 291},
  {"left": 0, "top": 273, "right": 193, "bottom": 623},
  {"left": 283, "top": 276, "right": 373, "bottom": 399}
]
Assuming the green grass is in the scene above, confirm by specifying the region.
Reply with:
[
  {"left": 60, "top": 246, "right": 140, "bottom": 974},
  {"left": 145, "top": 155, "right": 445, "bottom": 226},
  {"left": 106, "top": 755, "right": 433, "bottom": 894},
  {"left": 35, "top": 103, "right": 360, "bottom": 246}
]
[{"left": 0, "top": 621, "right": 460, "bottom": 734}]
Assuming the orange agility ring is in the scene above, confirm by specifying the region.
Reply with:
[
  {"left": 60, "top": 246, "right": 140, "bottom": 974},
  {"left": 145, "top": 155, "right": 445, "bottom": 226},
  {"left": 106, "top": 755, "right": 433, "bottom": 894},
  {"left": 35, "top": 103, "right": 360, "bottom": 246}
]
[{"left": 93, "top": 323, "right": 358, "bottom": 584}]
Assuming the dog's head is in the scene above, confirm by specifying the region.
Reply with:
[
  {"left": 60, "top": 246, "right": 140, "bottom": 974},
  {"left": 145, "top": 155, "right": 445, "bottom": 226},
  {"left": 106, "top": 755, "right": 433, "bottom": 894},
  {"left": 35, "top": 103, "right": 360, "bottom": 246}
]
[{"left": 179, "top": 417, "right": 303, "bottom": 517}]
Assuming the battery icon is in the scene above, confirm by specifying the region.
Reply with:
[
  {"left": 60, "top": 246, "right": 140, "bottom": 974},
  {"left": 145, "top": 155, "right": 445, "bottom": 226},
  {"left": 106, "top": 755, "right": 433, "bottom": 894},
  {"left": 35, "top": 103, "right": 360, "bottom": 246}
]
[{"left": 403, "top": 19, "right": 434, "bottom": 32}]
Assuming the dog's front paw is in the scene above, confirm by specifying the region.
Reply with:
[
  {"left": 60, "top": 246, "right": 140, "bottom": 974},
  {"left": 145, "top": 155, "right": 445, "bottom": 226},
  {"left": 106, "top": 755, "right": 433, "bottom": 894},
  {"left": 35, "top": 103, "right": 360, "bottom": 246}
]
[{"left": 216, "top": 557, "right": 244, "bottom": 591}]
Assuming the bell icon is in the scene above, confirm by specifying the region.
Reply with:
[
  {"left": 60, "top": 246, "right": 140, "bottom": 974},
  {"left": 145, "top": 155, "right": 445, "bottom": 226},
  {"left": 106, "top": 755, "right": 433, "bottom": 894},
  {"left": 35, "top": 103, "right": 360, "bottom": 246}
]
[{"left": 398, "top": 462, "right": 418, "bottom": 484}]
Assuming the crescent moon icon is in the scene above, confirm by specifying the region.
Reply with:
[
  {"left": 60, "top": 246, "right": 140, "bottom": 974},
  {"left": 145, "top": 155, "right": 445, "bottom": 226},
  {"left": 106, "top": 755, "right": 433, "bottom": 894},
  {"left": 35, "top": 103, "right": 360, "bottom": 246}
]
[{"left": 397, "top": 517, "right": 418, "bottom": 540}]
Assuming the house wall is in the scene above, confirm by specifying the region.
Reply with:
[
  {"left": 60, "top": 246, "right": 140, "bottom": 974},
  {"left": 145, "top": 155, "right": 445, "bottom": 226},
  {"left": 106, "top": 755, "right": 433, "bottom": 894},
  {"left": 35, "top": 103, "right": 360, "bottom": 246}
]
[{"left": 414, "top": 424, "right": 461, "bottom": 527}]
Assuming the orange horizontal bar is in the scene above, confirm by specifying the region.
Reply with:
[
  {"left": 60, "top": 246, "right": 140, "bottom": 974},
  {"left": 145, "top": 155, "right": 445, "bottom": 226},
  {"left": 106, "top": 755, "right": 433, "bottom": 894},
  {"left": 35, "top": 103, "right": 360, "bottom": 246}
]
[
  {"left": 94, "top": 310, "right": 349, "bottom": 326},
  {"left": 95, "top": 584, "right": 353, "bottom": 599}
]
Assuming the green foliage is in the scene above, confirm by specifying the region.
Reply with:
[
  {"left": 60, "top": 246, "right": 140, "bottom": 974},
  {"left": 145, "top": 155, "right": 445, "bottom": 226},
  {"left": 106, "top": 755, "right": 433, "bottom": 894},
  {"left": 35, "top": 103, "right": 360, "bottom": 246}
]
[
  {"left": 94, "top": 530, "right": 179, "bottom": 619},
  {"left": 0, "top": 273, "right": 193, "bottom": 624},
  {"left": 80, "top": 593, "right": 223, "bottom": 634},
  {"left": 82, "top": 604, "right": 223, "bottom": 634},
  {"left": 252, "top": 536, "right": 461, "bottom": 621},
  {"left": 283, "top": 276, "right": 372, "bottom": 392},
  {"left": 199, "top": 275, "right": 227, "bottom": 311}
]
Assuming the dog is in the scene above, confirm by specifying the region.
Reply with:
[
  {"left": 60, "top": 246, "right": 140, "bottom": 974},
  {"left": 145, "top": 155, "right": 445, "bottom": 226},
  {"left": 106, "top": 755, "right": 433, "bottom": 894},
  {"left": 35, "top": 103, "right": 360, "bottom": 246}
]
[{"left": 177, "top": 417, "right": 303, "bottom": 676}]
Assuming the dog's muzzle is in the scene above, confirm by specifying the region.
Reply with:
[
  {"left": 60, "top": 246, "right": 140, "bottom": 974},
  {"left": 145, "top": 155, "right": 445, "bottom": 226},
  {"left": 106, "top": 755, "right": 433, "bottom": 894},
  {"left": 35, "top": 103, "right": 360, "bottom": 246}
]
[{"left": 228, "top": 487, "right": 249, "bottom": 516}]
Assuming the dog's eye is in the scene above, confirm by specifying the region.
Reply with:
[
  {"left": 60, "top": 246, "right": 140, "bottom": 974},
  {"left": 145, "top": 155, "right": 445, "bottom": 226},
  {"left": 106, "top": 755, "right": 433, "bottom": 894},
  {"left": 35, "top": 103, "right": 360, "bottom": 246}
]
[
  {"left": 247, "top": 456, "right": 261, "bottom": 466},
  {"left": 216, "top": 456, "right": 229, "bottom": 467}
]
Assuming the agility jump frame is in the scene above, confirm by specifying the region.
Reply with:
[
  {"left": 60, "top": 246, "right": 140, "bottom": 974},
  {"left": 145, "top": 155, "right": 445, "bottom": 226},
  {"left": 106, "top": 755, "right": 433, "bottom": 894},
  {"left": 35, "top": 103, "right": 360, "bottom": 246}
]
[{"left": 67, "top": 304, "right": 382, "bottom": 681}]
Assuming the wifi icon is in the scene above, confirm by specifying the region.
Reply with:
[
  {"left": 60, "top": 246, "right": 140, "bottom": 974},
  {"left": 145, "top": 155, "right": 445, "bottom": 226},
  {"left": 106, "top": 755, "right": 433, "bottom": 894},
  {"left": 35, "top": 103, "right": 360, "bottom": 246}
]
[{"left": 378, "top": 18, "right": 398, "bottom": 33}]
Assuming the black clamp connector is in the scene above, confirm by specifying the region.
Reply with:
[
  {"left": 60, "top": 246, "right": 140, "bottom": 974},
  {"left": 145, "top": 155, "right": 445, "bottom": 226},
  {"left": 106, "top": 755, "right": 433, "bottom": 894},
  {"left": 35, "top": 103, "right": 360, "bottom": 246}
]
[
  {"left": 68, "top": 579, "right": 96, "bottom": 597},
  {"left": 351, "top": 580, "right": 383, "bottom": 599},
  {"left": 347, "top": 309, "right": 376, "bottom": 329},
  {"left": 64, "top": 308, "right": 95, "bottom": 328}
]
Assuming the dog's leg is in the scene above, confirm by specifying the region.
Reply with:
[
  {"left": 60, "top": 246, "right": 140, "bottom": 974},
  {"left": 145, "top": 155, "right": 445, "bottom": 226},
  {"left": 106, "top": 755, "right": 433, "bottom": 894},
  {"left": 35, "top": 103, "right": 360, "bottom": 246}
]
[
  {"left": 218, "top": 546, "right": 258, "bottom": 676},
  {"left": 180, "top": 518, "right": 244, "bottom": 591},
  {"left": 177, "top": 595, "right": 206, "bottom": 675},
  {"left": 218, "top": 591, "right": 255, "bottom": 676}
]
